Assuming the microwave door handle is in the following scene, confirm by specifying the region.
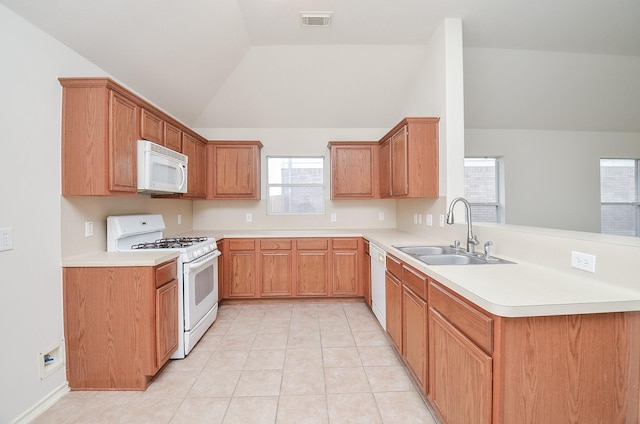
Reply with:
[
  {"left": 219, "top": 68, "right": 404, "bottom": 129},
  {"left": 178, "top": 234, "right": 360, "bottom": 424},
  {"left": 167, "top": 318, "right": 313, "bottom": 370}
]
[{"left": 179, "top": 164, "right": 187, "bottom": 190}]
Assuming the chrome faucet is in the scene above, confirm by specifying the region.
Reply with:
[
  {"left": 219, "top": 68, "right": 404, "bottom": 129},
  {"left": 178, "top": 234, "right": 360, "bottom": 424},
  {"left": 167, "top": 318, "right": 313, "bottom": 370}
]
[{"left": 446, "top": 197, "right": 479, "bottom": 254}]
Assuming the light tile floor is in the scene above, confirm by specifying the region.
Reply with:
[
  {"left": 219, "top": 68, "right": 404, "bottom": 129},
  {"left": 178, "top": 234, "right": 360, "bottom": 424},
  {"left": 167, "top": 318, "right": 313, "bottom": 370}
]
[{"left": 34, "top": 301, "right": 439, "bottom": 423}]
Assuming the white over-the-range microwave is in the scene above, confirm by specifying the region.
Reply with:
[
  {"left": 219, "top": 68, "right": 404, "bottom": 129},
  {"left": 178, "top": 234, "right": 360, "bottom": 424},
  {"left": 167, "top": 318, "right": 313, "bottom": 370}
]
[{"left": 137, "top": 140, "right": 188, "bottom": 194}]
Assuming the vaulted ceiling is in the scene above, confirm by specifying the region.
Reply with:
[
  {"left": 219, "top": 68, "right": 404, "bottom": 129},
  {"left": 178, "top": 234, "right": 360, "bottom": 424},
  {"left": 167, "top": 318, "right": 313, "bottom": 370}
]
[{"left": 2, "top": 0, "right": 639, "bottom": 129}]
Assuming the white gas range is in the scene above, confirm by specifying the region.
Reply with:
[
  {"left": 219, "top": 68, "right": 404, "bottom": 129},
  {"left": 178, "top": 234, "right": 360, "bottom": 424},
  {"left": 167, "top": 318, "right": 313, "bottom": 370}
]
[{"left": 107, "top": 214, "right": 219, "bottom": 359}]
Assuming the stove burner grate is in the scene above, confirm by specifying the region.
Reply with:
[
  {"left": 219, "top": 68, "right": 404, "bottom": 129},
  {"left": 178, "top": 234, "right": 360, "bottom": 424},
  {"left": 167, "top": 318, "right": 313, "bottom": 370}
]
[{"left": 131, "top": 236, "right": 209, "bottom": 250}]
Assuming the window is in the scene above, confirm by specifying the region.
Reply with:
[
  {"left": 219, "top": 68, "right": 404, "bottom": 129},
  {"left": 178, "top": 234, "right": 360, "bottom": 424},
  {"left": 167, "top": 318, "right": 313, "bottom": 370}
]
[
  {"left": 600, "top": 159, "right": 639, "bottom": 237},
  {"left": 464, "top": 157, "right": 501, "bottom": 223},
  {"left": 267, "top": 157, "right": 325, "bottom": 214}
]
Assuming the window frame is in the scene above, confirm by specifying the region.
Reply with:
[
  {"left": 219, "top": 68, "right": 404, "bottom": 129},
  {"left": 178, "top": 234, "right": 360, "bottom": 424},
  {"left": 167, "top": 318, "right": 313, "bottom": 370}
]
[
  {"left": 266, "top": 155, "right": 326, "bottom": 215},
  {"left": 463, "top": 157, "right": 504, "bottom": 224},
  {"left": 600, "top": 158, "right": 640, "bottom": 237}
]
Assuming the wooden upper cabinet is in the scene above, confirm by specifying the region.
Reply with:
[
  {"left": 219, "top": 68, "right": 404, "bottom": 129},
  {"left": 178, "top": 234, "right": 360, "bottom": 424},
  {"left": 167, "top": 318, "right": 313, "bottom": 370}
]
[
  {"left": 207, "top": 141, "right": 263, "bottom": 200},
  {"left": 182, "top": 133, "right": 206, "bottom": 199},
  {"left": 328, "top": 142, "right": 379, "bottom": 199},
  {"left": 378, "top": 117, "right": 440, "bottom": 198},
  {"left": 60, "top": 78, "right": 138, "bottom": 195},
  {"left": 59, "top": 77, "right": 206, "bottom": 196},
  {"left": 164, "top": 122, "right": 182, "bottom": 152},
  {"left": 391, "top": 125, "right": 409, "bottom": 196},
  {"left": 140, "top": 108, "right": 183, "bottom": 153},
  {"left": 379, "top": 138, "right": 392, "bottom": 198},
  {"left": 140, "top": 108, "right": 163, "bottom": 145}
]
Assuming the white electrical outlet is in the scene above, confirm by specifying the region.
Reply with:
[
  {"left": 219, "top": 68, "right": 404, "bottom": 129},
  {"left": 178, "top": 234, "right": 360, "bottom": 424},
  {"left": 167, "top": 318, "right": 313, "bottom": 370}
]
[
  {"left": 0, "top": 227, "right": 13, "bottom": 252},
  {"left": 439, "top": 214, "right": 445, "bottom": 227},
  {"left": 571, "top": 251, "right": 596, "bottom": 273},
  {"left": 177, "top": 214, "right": 182, "bottom": 225},
  {"left": 413, "top": 213, "right": 418, "bottom": 224},
  {"left": 331, "top": 213, "right": 337, "bottom": 222},
  {"left": 84, "top": 221, "right": 93, "bottom": 237},
  {"left": 245, "top": 213, "right": 252, "bottom": 223},
  {"left": 426, "top": 214, "right": 433, "bottom": 226},
  {"left": 378, "top": 212, "right": 385, "bottom": 221}
]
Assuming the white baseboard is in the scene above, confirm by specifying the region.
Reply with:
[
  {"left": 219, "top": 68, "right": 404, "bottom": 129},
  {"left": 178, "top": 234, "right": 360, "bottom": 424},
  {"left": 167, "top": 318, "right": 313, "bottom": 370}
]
[{"left": 11, "top": 382, "right": 70, "bottom": 424}]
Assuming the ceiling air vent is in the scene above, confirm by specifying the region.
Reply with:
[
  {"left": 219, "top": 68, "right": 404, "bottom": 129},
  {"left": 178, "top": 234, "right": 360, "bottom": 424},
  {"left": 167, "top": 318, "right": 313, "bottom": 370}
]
[{"left": 300, "top": 12, "right": 332, "bottom": 27}]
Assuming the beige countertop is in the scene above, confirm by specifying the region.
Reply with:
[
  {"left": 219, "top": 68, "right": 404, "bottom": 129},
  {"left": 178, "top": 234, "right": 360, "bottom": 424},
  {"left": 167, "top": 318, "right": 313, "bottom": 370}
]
[
  {"left": 61, "top": 250, "right": 180, "bottom": 267},
  {"left": 61, "top": 228, "right": 640, "bottom": 318}
]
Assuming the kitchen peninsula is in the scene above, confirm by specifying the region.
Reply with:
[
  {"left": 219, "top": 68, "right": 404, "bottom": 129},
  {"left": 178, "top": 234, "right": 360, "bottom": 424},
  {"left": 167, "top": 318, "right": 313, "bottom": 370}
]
[{"left": 63, "top": 227, "right": 640, "bottom": 423}]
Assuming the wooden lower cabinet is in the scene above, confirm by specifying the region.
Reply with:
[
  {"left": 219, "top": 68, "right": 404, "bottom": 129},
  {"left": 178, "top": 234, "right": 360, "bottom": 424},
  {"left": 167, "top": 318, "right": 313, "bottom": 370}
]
[
  {"left": 63, "top": 259, "right": 179, "bottom": 390},
  {"left": 260, "top": 239, "right": 293, "bottom": 296},
  {"left": 402, "top": 285, "right": 428, "bottom": 394},
  {"left": 362, "top": 240, "right": 371, "bottom": 306},
  {"left": 225, "top": 239, "right": 258, "bottom": 298},
  {"left": 331, "top": 238, "right": 361, "bottom": 296},
  {"left": 296, "top": 238, "right": 330, "bottom": 296},
  {"left": 427, "top": 279, "right": 640, "bottom": 424},
  {"left": 221, "top": 237, "right": 362, "bottom": 299},
  {"left": 429, "top": 308, "right": 492, "bottom": 424},
  {"left": 216, "top": 240, "right": 224, "bottom": 301},
  {"left": 385, "top": 269, "right": 403, "bottom": 353}
]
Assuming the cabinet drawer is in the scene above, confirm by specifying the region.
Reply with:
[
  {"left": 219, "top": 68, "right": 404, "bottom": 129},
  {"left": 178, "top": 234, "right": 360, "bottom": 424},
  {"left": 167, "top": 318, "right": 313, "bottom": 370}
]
[
  {"left": 155, "top": 259, "right": 177, "bottom": 288},
  {"left": 332, "top": 238, "right": 359, "bottom": 250},
  {"left": 260, "top": 239, "right": 292, "bottom": 250},
  {"left": 229, "top": 239, "right": 255, "bottom": 251},
  {"left": 386, "top": 254, "right": 402, "bottom": 280},
  {"left": 429, "top": 281, "right": 493, "bottom": 353},
  {"left": 402, "top": 265, "right": 427, "bottom": 301},
  {"left": 297, "top": 238, "right": 329, "bottom": 250}
]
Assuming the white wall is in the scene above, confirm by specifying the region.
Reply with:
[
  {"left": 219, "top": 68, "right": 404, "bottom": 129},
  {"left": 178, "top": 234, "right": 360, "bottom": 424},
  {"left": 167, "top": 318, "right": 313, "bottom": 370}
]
[
  {"left": 0, "top": 5, "right": 101, "bottom": 422},
  {"left": 463, "top": 47, "right": 640, "bottom": 233},
  {"left": 466, "top": 129, "right": 640, "bottom": 232},
  {"left": 395, "top": 19, "right": 466, "bottom": 233}
]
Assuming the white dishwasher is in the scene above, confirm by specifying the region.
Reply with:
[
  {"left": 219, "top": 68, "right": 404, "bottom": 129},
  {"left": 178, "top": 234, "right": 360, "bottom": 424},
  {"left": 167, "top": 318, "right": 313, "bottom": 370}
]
[{"left": 369, "top": 243, "right": 386, "bottom": 328}]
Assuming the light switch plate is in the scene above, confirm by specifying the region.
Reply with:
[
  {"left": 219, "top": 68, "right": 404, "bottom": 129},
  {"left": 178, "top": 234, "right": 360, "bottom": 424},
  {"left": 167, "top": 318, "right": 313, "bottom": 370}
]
[
  {"left": 0, "top": 227, "right": 13, "bottom": 251},
  {"left": 84, "top": 221, "right": 93, "bottom": 237}
]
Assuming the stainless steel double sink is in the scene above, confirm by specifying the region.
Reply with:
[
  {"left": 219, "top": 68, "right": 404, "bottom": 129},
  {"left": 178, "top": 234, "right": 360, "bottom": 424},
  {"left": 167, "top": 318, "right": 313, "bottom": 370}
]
[{"left": 393, "top": 245, "right": 514, "bottom": 265}]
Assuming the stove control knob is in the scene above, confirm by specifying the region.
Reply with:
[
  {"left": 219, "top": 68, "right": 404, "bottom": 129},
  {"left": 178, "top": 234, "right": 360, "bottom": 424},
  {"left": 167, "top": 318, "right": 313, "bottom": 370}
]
[
  {"left": 195, "top": 249, "right": 202, "bottom": 258},
  {"left": 203, "top": 246, "right": 210, "bottom": 254}
]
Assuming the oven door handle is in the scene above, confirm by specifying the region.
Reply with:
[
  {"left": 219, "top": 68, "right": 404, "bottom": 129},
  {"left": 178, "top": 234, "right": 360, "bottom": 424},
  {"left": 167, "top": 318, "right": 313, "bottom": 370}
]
[{"left": 185, "top": 250, "right": 221, "bottom": 271}]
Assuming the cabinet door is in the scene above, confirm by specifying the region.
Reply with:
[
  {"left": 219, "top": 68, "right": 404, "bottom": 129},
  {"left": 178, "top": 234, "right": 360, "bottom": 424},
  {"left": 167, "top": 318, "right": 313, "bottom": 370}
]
[
  {"left": 182, "top": 133, "right": 206, "bottom": 198},
  {"left": 260, "top": 240, "right": 293, "bottom": 297},
  {"left": 390, "top": 125, "right": 408, "bottom": 196},
  {"left": 363, "top": 241, "right": 371, "bottom": 307},
  {"left": 379, "top": 138, "right": 391, "bottom": 198},
  {"left": 109, "top": 91, "right": 138, "bottom": 193},
  {"left": 403, "top": 286, "right": 428, "bottom": 394},
  {"left": 385, "top": 271, "right": 403, "bottom": 353},
  {"left": 140, "top": 108, "right": 163, "bottom": 144},
  {"left": 164, "top": 122, "right": 182, "bottom": 152},
  {"left": 429, "top": 308, "right": 492, "bottom": 424},
  {"left": 216, "top": 240, "right": 224, "bottom": 302},
  {"left": 329, "top": 143, "right": 378, "bottom": 199},
  {"left": 332, "top": 250, "right": 359, "bottom": 296},
  {"left": 208, "top": 142, "right": 261, "bottom": 199},
  {"left": 296, "top": 239, "right": 330, "bottom": 296},
  {"left": 227, "top": 251, "right": 257, "bottom": 298},
  {"left": 155, "top": 279, "right": 179, "bottom": 368}
]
